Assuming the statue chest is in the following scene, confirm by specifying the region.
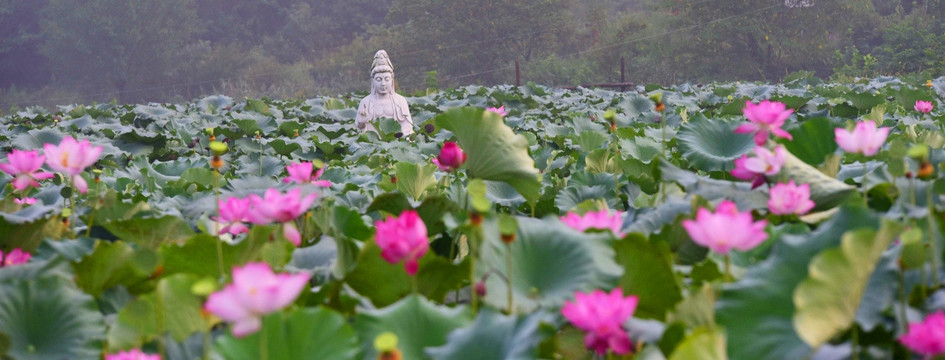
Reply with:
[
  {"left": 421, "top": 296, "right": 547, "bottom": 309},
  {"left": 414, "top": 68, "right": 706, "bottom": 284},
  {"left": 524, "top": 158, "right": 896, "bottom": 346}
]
[{"left": 374, "top": 100, "right": 397, "bottom": 118}]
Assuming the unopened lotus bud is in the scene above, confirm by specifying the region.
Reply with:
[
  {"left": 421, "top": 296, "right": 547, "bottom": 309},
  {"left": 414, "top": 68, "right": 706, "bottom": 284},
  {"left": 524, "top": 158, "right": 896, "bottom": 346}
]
[
  {"left": 475, "top": 281, "right": 487, "bottom": 297},
  {"left": 649, "top": 92, "right": 663, "bottom": 104},
  {"left": 604, "top": 109, "right": 617, "bottom": 131},
  {"left": 374, "top": 332, "right": 401, "bottom": 360},
  {"left": 908, "top": 144, "right": 930, "bottom": 161},
  {"left": 294, "top": 129, "right": 300, "bottom": 138},
  {"left": 211, "top": 156, "right": 224, "bottom": 170},
  {"left": 210, "top": 141, "right": 228, "bottom": 156},
  {"left": 469, "top": 212, "right": 483, "bottom": 226},
  {"left": 918, "top": 162, "right": 934, "bottom": 179}
]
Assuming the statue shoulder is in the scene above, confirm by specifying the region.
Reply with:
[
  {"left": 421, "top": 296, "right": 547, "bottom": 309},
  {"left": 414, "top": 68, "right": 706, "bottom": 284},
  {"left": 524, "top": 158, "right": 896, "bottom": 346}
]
[{"left": 392, "top": 94, "right": 411, "bottom": 114}]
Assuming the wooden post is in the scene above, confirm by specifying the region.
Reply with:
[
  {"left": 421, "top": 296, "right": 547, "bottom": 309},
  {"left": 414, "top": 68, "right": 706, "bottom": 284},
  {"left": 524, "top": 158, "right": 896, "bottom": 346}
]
[
  {"left": 515, "top": 60, "right": 521, "bottom": 87},
  {"left": 620, "top": 57, "right": 626, "bottom": 92}
]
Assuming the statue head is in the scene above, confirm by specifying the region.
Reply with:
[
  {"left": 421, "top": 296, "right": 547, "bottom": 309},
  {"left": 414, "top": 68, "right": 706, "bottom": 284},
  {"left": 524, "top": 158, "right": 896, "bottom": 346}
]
[{"left": 370, "top": 50, "right": 394, "bottom": 96}]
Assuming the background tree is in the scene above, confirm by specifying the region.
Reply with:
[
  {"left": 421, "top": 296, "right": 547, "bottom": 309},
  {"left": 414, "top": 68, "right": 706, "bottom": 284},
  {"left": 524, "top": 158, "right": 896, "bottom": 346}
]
[
  {"left": 385, "top": 0, "right": 580, "bottom": 87},
  {"left": 0, "top": 0, "right": 50, "bottom": 89},
  {"left": 40, "top": 0, "right": 199, "bottom": 103}
]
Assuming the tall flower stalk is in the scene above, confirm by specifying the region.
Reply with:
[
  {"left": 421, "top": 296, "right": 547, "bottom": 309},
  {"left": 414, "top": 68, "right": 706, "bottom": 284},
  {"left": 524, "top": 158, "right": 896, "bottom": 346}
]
[{"left": 210, "top": 141, "right": 227, "bottom": 279}]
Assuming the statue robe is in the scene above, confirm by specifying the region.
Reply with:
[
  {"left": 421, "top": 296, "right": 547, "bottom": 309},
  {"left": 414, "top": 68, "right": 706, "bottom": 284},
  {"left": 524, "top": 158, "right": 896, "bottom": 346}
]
[{"left": 355, "top": 93, "right": 414, "bottom": 135}]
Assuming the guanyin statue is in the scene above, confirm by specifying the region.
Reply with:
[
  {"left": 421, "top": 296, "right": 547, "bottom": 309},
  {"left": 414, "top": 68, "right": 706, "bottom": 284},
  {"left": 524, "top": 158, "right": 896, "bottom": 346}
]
[{"left": 355, "top": 50, "right": 414, "bottom": 135}]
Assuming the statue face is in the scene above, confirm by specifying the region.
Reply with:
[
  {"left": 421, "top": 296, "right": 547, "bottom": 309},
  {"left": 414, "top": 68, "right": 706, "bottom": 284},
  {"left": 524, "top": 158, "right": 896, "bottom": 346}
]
[{"left": 373, "top": 72, "right": 393, "bottom": 95}]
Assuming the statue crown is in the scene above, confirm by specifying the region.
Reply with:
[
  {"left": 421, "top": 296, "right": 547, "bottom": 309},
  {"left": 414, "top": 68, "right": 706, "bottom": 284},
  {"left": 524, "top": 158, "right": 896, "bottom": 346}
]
[{"left": 371, "top": 50, "right": 394, "bottom": 75}]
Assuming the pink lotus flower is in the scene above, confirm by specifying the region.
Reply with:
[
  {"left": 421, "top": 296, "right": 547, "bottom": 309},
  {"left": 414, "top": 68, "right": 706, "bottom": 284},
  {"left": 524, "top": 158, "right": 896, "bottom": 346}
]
[
  {"left": 215, "top": 197, "right": 251, "bottom": 235},
  {"left": 204, "top": 262, "right": 310, "bottom": 337},
  {"left": 105, "top": 349, "right": 161, "bottom": 360},
  {"left": 560, "top": 210, "right": 625, "bottom": 237},
  {"left": 43, "top": 136, "right": 103, "bottom": 194},
  {"left": 915, "top": 100, "right": 934, "bottom": 114},
  {"left": 561, "top": 288, "right": 639, "bottom": 355},
  {"left": 432, "top": 142, "right": 467, "bottom": 172},
  {"left": 1, "top": 248, "right": 31, "bottom": 267},
  {"left": 899, "top": 310, "right": 945, "bottom": 357},
  {"left": 374, "top": 210, "right": 428, "bottom": 275},
  {"left": 246, "top": 188, "right": 317, "bottom": 246},
  {"left": 736, "top": 100, "right": 794, "bottom": 145},
  {"left": 835, "top": 121, "right": 890, "bottom": 157},
  {"left": 14, "top": 197, "right": 37, "bottom": 205},
  {"left": 0, "top": 149, "right": 55, "bottom": 191},
  {"left": 682, "top": 200, "right": 768, "bottom": 254},
  {"left": 731, "top": 145, "right": 786, "bottom": 189},
  {"left": 768, "top": 181, "right": 815, "bottom": 216},
  {"left": 282, "top": 162, "right": 331, "bottom": 187},
  {"left": 486, "top": 106, "right": 509, "bottom": 117}
]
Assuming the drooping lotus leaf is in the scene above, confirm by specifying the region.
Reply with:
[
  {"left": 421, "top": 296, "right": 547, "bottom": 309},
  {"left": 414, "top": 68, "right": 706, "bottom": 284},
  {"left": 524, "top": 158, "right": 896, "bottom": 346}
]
[
  {"left": 434, "top": 107, "right": 541, "bottom": 204},
  {"left": 774, "top": 149, "right": 856, "bottom": 211},
  {"left": 793, "top": 220, "right": 903, "bottom": 348},
  {"left": 716, "top": 205, "right": 877, "bottom": 360}
]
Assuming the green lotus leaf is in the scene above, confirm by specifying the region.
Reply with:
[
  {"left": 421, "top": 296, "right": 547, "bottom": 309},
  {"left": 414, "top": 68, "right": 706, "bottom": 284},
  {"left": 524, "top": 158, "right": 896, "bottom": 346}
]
[
  {"left": 775, "top": 150, "right": 856, "bottom": 211},
  {"left": 72, "top": 240, "right": 157, "bottom": 297},
  {"left": 477, "top": 217, "right": 619, "bottom": 313},
  {"left": 426, "top": 310, "right": 547, "bottom": 360},
  {"left": 793, "top": 220, "right": 902, "bottom": 348},
  {"left": 395, "top": 161, "right": 438, "bottom": 201},
  {"left": 676, "top": 115, "right": 754, "bottom": 172},
  {"left": 108, "top": 274, "right": 211, "bottom": 348},
  {"left": 215, "top": 307, "right": 358, "bottom": 360},
  {"left": 434, "top": 107, "right": 541, "bottom": 204},
  {"left": 0, "top": 277, "right": 105, "bottom": 360},
  {"left": 354, "top": 295, "right": 471, "bottom": 360},
  {"left": 781, "top": 117, "right": 837, "bottom": 166},
  {"left": 344, "top": 241, "right": 469, "bottom": 307},
  {"left": 616, "top": 234, "right": 683, "bottom": 320},
  {"left": 716, "top": 205, "right": 876, "bottom": 360},
  {"left": 668, "top": 327, "right": 727, "bottom": 360},
  {"left": 102, "top": 215, "right": 196, "bottom": 249}
]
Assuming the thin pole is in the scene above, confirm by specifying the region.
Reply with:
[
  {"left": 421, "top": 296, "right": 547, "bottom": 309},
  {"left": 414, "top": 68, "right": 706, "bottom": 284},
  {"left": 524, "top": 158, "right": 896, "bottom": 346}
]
[
  {"left": 620, "top": 57, "right": 626, "bottom": 92},
  {"left": 515, "top": 60, "right": 521, "bottom": 86}
]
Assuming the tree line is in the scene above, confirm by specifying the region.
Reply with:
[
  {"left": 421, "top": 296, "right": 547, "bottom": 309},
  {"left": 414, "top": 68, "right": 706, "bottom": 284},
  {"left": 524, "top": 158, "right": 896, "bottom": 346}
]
[{"left": 1, "top": 0, "right": 942, "bottom": 109}]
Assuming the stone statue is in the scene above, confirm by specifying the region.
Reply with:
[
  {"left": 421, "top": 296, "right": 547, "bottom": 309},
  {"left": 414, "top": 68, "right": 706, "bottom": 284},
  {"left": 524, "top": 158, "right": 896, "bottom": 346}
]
[{"left": 355, "top": 50, "right": 414, "bottom": 135}]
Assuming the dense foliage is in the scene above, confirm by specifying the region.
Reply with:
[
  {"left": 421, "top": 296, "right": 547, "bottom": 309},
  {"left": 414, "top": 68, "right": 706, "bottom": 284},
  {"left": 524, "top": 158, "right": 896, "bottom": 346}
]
[
  {"left": 1, "top": 75, "right": 945, "bottom": 359},
  {"left": 1, "top": 0, "right": 944, "bottom": 108}
]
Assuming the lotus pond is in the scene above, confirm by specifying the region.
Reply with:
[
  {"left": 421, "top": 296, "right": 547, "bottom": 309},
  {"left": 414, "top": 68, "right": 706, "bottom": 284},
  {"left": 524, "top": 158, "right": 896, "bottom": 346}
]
[{"left": 2, "top": 76, "right": 945, "bottom": 359}]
